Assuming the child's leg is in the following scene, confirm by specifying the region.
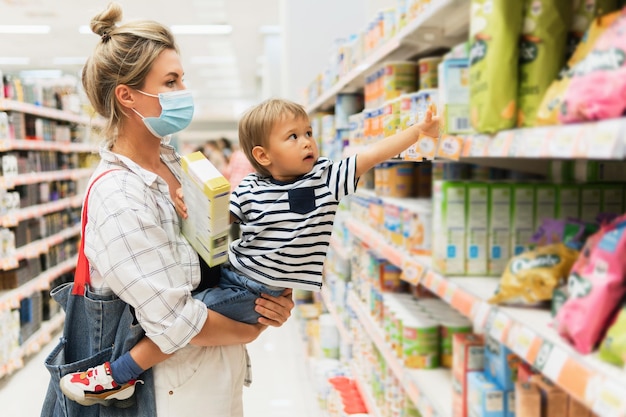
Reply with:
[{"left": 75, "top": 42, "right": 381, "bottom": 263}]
[
  {"left": 110, "top": 336, "right": 170, "bottom": 383},
  {"left": 59, "top": 336, "right": 170, "bottom": 406}
]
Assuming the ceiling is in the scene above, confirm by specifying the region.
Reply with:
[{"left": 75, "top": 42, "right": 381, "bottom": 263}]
[{"left": 0, "top": 0, "right": 281, "bottom": 139}]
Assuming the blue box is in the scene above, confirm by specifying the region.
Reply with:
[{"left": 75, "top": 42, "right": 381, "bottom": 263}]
[
  {"left": 467, "top": 372, "right": 506, "bottom": 417},
  {"left": 484, "top": 336, "right": 519, "bottom": 391}
]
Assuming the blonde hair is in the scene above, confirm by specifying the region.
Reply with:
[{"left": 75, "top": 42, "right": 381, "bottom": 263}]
[
  {"left": 238, "top": 98, "right": 309, "bottom": 177},
  {"left": 81, "top": 2, "right": 178, "bottom": 145}
]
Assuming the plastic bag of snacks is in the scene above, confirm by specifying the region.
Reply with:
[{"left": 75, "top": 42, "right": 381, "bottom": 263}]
[
  {"left": 559, "top": 8, "right": 626, "bottom": 123},
  {"left": 489, "top": 243, "right": 579, "bottom": 306},
  {"left": 535, "top": 9, "right": 621, "bottom": 125},
  {"left": 598, "top": 305, "right": 626, "bottom": 366},
  {"left": 517, "top": 0, "right": 572, "bottom": 127},
  {"left": 469, "top": 0, "right": 524, "bottom": 133},
  {"left": 555, "top": 217, "right": 626, "bottom": 354}
]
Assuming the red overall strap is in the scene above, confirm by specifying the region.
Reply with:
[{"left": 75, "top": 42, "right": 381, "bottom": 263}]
[{"left": 72, "top": 169, "right": 121, "bottom": 296}]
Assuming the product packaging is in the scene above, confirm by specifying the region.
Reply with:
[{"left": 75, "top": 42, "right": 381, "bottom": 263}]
[
  {"left": 180, "top": 151, "right": 230, "bottom": 266},
  {"left": 484, "top": 335, "right": 520, "bottom": 391},
  {"left": 515, "top": 382, "right": 542, "bottom": 417},
  {"left": 432, "top": 181, "right": 466, "bottom": 275},
  {"left": 467, "top": 371, "right": 506, "bottom": 417},
  {"left": 488, "top": 184, "right": 512, "bottom": 276},
  {"left": 452, "top": 333, "right": 485, "bottom": 417},
  {"left": 469, "top": 0, "right": 524, "bottom": 133},
  {"left": 466, "top": 183, "right": 489, "bottom": 275},
  {"left": 530, "top": 375, "right": 569, "bottom": 417},
  {"left": 598, "top": 304, "right": 626, "bottom": 366},
  {"left": 438, "top": 58, "right": 472, "bottom": 135}
]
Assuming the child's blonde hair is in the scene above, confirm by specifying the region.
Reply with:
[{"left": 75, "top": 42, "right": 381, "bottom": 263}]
[{"left": 238, "top": 98, "right": 309, "bottom": 177}]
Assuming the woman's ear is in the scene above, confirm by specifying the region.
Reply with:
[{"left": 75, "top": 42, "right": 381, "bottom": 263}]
[
  {"left": 115, "top": 84, "right": 135, "bottom": 109},
  {"left": 252, "top": 145, "right": 271, "bottom": 168}
]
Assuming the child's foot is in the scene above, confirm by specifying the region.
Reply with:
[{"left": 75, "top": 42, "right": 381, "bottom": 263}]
[{"left": 60, "top": 362, "right": 139, "bottom": 407}]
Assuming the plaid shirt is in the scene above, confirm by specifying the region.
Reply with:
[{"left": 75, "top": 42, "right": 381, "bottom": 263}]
[{"left": 83, "top": 145, "right": 207, "bottom": 354}]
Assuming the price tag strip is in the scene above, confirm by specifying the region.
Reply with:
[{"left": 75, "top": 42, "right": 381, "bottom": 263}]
[{"left": 436, "top": 134, "right": 464, "bottom": 161}]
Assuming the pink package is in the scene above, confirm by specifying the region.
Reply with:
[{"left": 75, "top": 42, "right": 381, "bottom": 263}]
[
  {"left": 555, "top": 215, "right": 626, "bottom": 354},
  {"left": 559, "top": 8, "right": 626, "bottom": 123}
]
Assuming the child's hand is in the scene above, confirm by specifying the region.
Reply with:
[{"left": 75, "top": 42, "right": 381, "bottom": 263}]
[
  {"left": 175, "top": 188, "right": 188, "bottom": 219},
  {"left": 418, "top": 104, "right": 440, "bottom": 138}
]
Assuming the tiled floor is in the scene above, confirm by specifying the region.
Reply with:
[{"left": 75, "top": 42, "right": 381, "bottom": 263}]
[{"left": 0, "top": 317, "right": 321, "bottom": 417}]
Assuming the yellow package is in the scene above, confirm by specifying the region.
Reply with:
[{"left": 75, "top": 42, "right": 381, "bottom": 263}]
[
  {"left": 469, "top": 0, "right": 524, "bottom": 133},
  {"left": 489, "top": 243, "right": 579, "bottom": 306},
  {"left": 518, "top": 0, "right": 572, "bottom": 127},
  {"left": 536, "top": 9, "right": 621, "bottom": 125}
]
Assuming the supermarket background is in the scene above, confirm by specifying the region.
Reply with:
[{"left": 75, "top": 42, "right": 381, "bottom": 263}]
[{"left": 1, "top": 0, "right": 626, "bottom": 416}]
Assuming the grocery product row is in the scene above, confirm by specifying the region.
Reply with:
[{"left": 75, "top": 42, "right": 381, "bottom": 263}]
[
  {"left": 0, "top": 73, "right": 99, "bottom": 381},
  {"left": 308, "top": 0, "right": 626, "bottom": 163},
  {"left": 298, "top": 206, "right": 623, "bottom": 417}
]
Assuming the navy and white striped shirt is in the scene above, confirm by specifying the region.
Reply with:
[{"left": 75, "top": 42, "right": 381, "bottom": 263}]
[{"left": 229, "top": 156, "right": 358, "bottom": 292}]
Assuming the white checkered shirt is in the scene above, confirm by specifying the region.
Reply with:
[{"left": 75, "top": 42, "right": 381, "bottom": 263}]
[{"left": 83, "top": 144, "right": 207, "bottom": 354}]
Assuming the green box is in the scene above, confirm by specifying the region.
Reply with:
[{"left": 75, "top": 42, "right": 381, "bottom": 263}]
[
  {"left": 600, "top": 184, "right": 625, "bottom": 216},
  {"left": 555, "top": 185, "right": 580, "bottom": 220},
  {"left": 181, "top": 151, "right": 231, "bottom": 266},
  {"left": 534, "top": 184, "right": 556, "bottom": 229},
  {"left": 580, "top": 185, "right": 602, "bottom": 224},
  {"left": 433, "top": 180, "right": 466, "bottom": 275},
  {"left": 488, "top": 184, "right": 511, "bottom": 276},
  {"left": 466, "top": 184, "right": 488, "bottom": 276},
  {"left": 511, "top": 184, "right": 535, "bottom": 256}
]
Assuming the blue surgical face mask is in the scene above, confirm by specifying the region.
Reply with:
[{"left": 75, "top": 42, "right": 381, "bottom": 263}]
[{"left": 132, "top": 89, "right": 194, "bottom": 139}]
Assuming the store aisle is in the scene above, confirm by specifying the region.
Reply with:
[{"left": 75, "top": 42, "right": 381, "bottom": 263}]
[{"left": 0, "top": 317, "right": 321, "bottom": 417}]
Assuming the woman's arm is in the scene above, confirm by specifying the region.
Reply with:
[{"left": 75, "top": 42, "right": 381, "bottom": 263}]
[{"left": 190, "top": 288, "right": 294, "bottom": 346}]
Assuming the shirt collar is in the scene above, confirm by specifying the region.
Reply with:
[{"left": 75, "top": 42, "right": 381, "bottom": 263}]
[{"left": 99, "top": 143, "right": 182, "bottom": 186}]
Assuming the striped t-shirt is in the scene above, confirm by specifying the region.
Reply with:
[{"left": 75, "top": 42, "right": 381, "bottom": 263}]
[{"left": 229, "top": 155, "right": 358, "bottom": 292}]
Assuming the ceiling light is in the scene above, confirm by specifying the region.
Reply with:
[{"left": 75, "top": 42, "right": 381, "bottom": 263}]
[
  {"left": 191, "top": 56, "right": 236, "bottom": 65},
  {"left": 0, "top": 25, "right": 51, "bottom": 34},
  {"left": 170, "top": 25, "right": 231, "bottom": 35},
  {"left": 0, "top": 57, "right": 30, "bottom": 65},
  {"left": 53, "top": 57, "right": 87, "bottom": 65}
]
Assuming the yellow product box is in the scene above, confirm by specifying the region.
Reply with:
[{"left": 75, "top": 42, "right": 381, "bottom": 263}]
[{"left": 181, "top": 151, "right": 230, "bottom": 266}]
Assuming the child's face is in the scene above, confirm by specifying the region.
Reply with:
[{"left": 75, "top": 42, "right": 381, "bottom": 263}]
[{"left": 262, "top": 113, "right": 318, "bottom": 182}]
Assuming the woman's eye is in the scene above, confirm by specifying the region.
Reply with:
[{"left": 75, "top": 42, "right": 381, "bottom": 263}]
[{"left": 166, "top": 80, "right": 176, "bottom": 87}]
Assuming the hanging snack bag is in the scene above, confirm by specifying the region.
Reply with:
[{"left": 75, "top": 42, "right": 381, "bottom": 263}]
[
  {"left": 489, "top": 243, "right": 579, "bottom": 306},
  {"left": 535, "top": 9, "right": 621, "bottom": 125},
  {"left": 469, "top": 0, "right": 524, "bottom": 133},
  {"left": 559, "top": 8, "right": 626, "bottom": 123},
  {"left": 598, "top": 305, "right": 626, "bottom": 366},
  {"left": 555, "top": 217, "right": 626, "bottom": 354},
  {"left": 517, "top": 0, "right": 572, "bottom": 127}
]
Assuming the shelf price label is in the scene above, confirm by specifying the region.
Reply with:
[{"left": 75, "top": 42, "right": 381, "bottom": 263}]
[
  {"left": 486, "top": 308, "right": 512, "bottom": 343},
  {"left": 508, "top": 325, "right": 537, "bottom": 361},
  {"left": 416, "top": 135, "right": 438, "bottom": 160},
  {"left": 437, "top": 134, "right": 464, "bottom": 161},
  {"left": 401, "top": 258, "right": 425, "bottom": 285},
  {"left": 463, "top": 134, "right": 489, "bottom": 157},
  {"left": 471, "top": 301, "right": 491, "bottom": 333},
  {"left": 487, "top": 131, "right": 513, "bottom": 157},
  {"left": 592, "top": 380, "right": 626, "bottom": 417},
  {"left": 577, "top": 119, "right": 623, "bottom": 160},
  {"left": 548, "top": 124, "right": 581, "bottom": 158}
]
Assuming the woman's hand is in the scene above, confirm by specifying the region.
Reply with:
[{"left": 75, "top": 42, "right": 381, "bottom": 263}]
[
  {"left": 255, "top": 288, "right": 294, "bottom": 327},
  {"left": 175, "top": 188, "right": 188, "bottom": 219}
]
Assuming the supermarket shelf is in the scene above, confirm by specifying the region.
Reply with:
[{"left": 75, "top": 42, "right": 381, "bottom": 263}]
[
  {"left": 350, "top": 363, "right": 383, "bottom": 417},
  {"left": 0, "top": 311, "right": 65, "bottom": 380},
  {"left": 320, "top": 285, "right": 351, "bottom": 344},
  {"left": 0, "top": 167, "right": 93, "bottom": 189},
  {"left": 329, "top": 235, "right": 350, "bottom": 260},
  {"left": 0, "top": 99, "right": 104, "bottom": 127},
  {"left": 306, "top": 0, "right": 469, "bottom": 114},
  {"left": 346, "top": 217, "right": 626, "bottom": 417},
  {"left": 348, "top": 290, "right": 452, "bottom": 417},
  {"left": 0, "top": 223, "right": 81, "bottom": 271},
  {"left": 0, "top": 138, "right": 98, "bottom": 153},
  {"left": 0, "top": 195, "right": 82, "bottom": 228},
  {"left": 448, "top": 117, "right": 626, "bottom": 161},
  {"left": 0, "top": 255, "right": 77, "bottom": 312}
]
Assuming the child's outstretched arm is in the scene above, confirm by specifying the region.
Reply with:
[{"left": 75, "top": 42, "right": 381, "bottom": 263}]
[{"left": 355, "top": 107, "right": 439, "bottom": 178}]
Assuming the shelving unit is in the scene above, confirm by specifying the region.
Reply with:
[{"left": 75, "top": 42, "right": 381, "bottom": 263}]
[
  {"left": 308, "top": 1, "right": 626, "bottom": 417},
  {"left": 0, "top": 98, "right": 99, "bottom": 380}
]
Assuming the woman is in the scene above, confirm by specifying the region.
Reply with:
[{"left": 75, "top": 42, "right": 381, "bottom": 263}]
[{"left": 44, "top": 3, "right": 294, "bottom": 416}]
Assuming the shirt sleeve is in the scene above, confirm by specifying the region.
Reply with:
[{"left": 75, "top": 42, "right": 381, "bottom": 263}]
[
  {"left": 327, "top": 155, "right": 359, "bottom": 201},
  {"left": 85, "top": 172, "right": 208, "bottom": 354}
]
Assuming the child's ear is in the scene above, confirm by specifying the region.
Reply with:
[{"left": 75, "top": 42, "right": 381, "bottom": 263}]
[{"left": 252, "top": 145, "right": 271, "bottom": 167}]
